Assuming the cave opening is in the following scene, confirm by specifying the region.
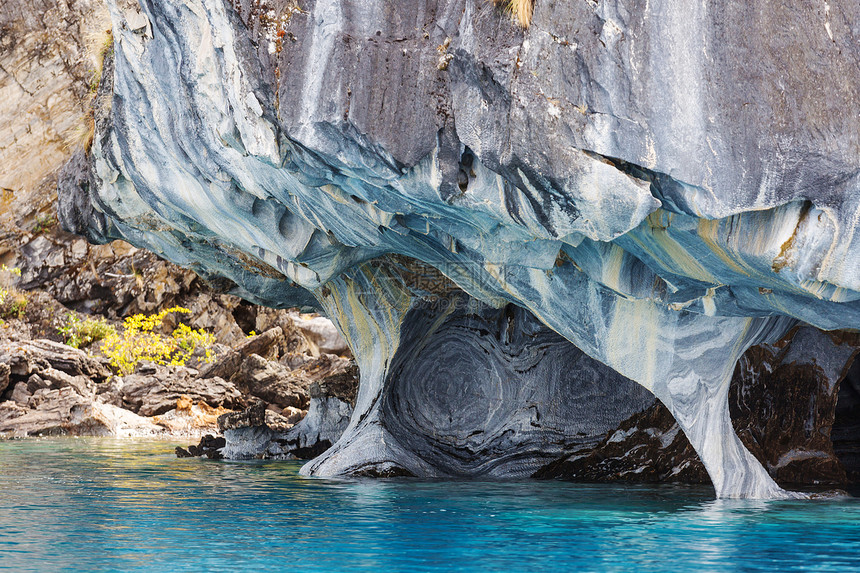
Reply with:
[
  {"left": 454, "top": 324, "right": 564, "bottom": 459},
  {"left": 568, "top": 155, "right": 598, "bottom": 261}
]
[{"left": 833, "top": 356, "right": 860, "bottom": 484}]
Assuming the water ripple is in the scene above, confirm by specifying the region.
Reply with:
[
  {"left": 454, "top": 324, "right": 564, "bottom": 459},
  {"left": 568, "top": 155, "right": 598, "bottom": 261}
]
[{"left": 1, "top": 438, "right": 859, "bottom": 572}]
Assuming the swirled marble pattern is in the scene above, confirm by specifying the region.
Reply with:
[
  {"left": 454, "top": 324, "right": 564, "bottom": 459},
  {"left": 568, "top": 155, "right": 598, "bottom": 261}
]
[{"left": 59, "top": 0, "right": 860, "bottom": 497}]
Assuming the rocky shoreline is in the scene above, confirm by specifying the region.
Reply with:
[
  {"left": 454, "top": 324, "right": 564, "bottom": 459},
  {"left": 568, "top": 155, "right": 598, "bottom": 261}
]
[{"left": 0, "top": 284, "right": 357, "bottom": 461}]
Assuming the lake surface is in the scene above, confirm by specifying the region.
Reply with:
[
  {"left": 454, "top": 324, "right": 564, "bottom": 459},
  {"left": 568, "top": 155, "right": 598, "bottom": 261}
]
[{"left": 1, "top": 438, "right": 859, "bottom": 572}]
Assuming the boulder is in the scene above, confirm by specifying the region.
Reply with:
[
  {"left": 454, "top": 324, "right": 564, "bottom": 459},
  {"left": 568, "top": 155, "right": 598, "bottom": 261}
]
[
  {"left": 196, "top": 327, "right": 284, "bottom": 381},
  {"left": 65, "top": 402, "right": 164, "bottom": 437},
  {"left": 176, "top": 434, "right": 227, "bottom": 459},
  {"left": 0, "top": 340, "right": 111, "bottom": 382},
  {"left": 118, "top": 364, "right": 242, "bottom": 416},
  {"left": 10, "top": 382, "right": 30, "bottom": 404},
  {"left": 235, "top": 354, "right": 310, "bottom": 410},
  {"left": 0, "top": 386, "right": 90, "bottom": 437},
  {"left": 290, "top": 314, "right": 349, "bottom": 356}
]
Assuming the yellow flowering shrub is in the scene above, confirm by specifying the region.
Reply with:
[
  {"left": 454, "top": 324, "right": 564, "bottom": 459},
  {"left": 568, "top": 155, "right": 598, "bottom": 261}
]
[{"left": 101, "top": 307, "right": 216, "bottom": 375}]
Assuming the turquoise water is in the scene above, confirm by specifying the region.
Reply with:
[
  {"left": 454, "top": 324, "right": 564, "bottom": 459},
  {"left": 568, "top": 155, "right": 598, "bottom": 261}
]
[{"left": 1, "top": 439, "right": 859, "bottom": 572}]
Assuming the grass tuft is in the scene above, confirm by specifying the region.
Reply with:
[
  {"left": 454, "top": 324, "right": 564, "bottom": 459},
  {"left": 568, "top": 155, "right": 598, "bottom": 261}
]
[
  {"left": 58, "top": 313, "right": 117, "bottom": 349},
  {"left": 494, "top": 0, "right": 535, "bottom": 28}
]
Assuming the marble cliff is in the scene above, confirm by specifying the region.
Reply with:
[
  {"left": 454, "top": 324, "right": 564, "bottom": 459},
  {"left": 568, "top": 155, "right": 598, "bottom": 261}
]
[{"left": 58, "top": 0, "right": 860, "bottom": 498}]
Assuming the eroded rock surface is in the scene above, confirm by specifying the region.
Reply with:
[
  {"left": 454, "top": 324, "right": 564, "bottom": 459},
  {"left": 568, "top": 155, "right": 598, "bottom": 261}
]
[
  {"left": 537, "top": 327, "right": 860, "bottom": 487},
  {"left": 218, "top": 356, "right": 357, "bottom": 460},
  {"left": 58, "top": 0, "right": 860, "bottom": 497}
]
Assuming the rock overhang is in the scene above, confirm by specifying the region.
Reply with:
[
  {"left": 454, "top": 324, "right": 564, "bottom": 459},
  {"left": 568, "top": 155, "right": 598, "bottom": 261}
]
[{"left": 59, "top": 0, "right": 860, "bottom": 498}]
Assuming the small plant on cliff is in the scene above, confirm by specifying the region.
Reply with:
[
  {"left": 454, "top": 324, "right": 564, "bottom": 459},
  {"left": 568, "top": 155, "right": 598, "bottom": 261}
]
[
  {"left": 71, "top": 29, "right": 114, "bottom": 153},
  {"left": 0, "top": 289, "right": 27, "bottom": 320},
  {"left": 494, "top": 0, "right": 535, "bottom": 28},
  {"left": 32, "top": 213, "right": 57, "bottom": 235},
  {"left": 58, "top": 313, "right": 116, "bottom": 349},
  {"left": 101, "top": 307, "right": 216, "bottom": 375},
  {"left": 0, "top": 266, "right": 26, "bottom": 320}
]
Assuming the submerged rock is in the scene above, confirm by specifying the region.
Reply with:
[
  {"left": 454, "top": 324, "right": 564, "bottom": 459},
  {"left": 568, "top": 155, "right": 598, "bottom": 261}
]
[
  {"left": 58, "top": 0, "right": 860, "bottom": 496},
  {"left": 176, "top": 434, "right": 227, "bottom": 459}
]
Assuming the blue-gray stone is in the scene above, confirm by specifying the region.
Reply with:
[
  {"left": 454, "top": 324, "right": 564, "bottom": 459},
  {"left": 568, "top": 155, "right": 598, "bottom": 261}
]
[{"left": 59, "top": 0, "right": 860, "bottom": 498}]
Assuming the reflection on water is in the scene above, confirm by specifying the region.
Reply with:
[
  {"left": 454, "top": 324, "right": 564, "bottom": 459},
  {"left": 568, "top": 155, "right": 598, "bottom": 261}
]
[{"left": 1, "top": 438, "right": 859, "bottom": 571}]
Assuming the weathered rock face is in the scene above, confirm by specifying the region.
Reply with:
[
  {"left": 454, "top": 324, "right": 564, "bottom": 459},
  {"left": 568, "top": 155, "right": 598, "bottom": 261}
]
[
  {"left": 0, "top": 339, "right": 167, "bottom": 437},
  {"left": 536, "top": 327, "right": 860, "bottom": 487},
  {"left": 832, "top": 360, "right": 860, "bottom": 483},
  {"left": 334, "top": 296, "right": 657, "bottom": 478},
  {"left": 218, "top": 382, "right": 356, "bottom": 460},
  {"left": 0, "top": 0, "right": 110, "bottom": 213},
  {"left": 59, "top": 0, "right": 860, "bottom": 497},
  {"left": 108, "top": 364, "right": 242, "bottom": 416},
  {"left": 217, "top": 350, "right": 357, "bottom": 460},
  {"left": 729, "top": 328, "right": 860, "bottom": 486}
]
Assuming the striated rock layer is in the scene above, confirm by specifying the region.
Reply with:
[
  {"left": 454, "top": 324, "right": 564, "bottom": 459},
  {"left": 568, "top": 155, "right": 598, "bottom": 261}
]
[{"left": 59, "top": 0, "right": 860, "bottom": 497}]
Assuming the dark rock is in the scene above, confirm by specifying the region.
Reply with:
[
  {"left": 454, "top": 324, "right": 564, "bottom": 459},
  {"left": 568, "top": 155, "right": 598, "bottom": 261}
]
[
  {"left": 176, "top": 434, "right": 227, "bottom": 460},
  {"left": 351, "top": 465, "right": 416, "bottom": 479},
  {"left": 830, "top": 357, "right": 860, "bottom": 483},
  {"left": 0, "top": 363, "right": 9, "bottom": 396},
  {"left": 289, "top": 440, "right": 334, "bottom": 461},
  {"left": 536, "top": 327, "right": 860, "bottom": 487},
  {"left": 175, "top": 446, "right": 194, "bottom": 458},
  {"left": 534, "top": 401, "right": 708, "bottom": 483},
  {"left": 309, "top": 363, "right": 358, "bottom": 407},
  {"left": 218, "top": 402, "right": 294, "bottom": 433},
  {"left": 57, "top": 148, "right": 96, "bottom": 239},
  {"left": 729, "top": 328, "right": 860, "bottom": 486}
]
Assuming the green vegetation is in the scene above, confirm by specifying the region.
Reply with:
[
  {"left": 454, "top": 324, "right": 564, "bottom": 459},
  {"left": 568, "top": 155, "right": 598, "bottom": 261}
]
[
  {"left": 0, "top": 265, "right": 26, "bottom": 321},
  {"left": 101, "top": 307, "right": 216, "bottom": 375},
  {"left": 58, "top": 313, "right": 116, "bottom": 349},
  {"left": 32, "top": 213, "right": 57, "bottom": 235},
  {"left": 0, "top": 289, "right": 28, "bottom": 320}
]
